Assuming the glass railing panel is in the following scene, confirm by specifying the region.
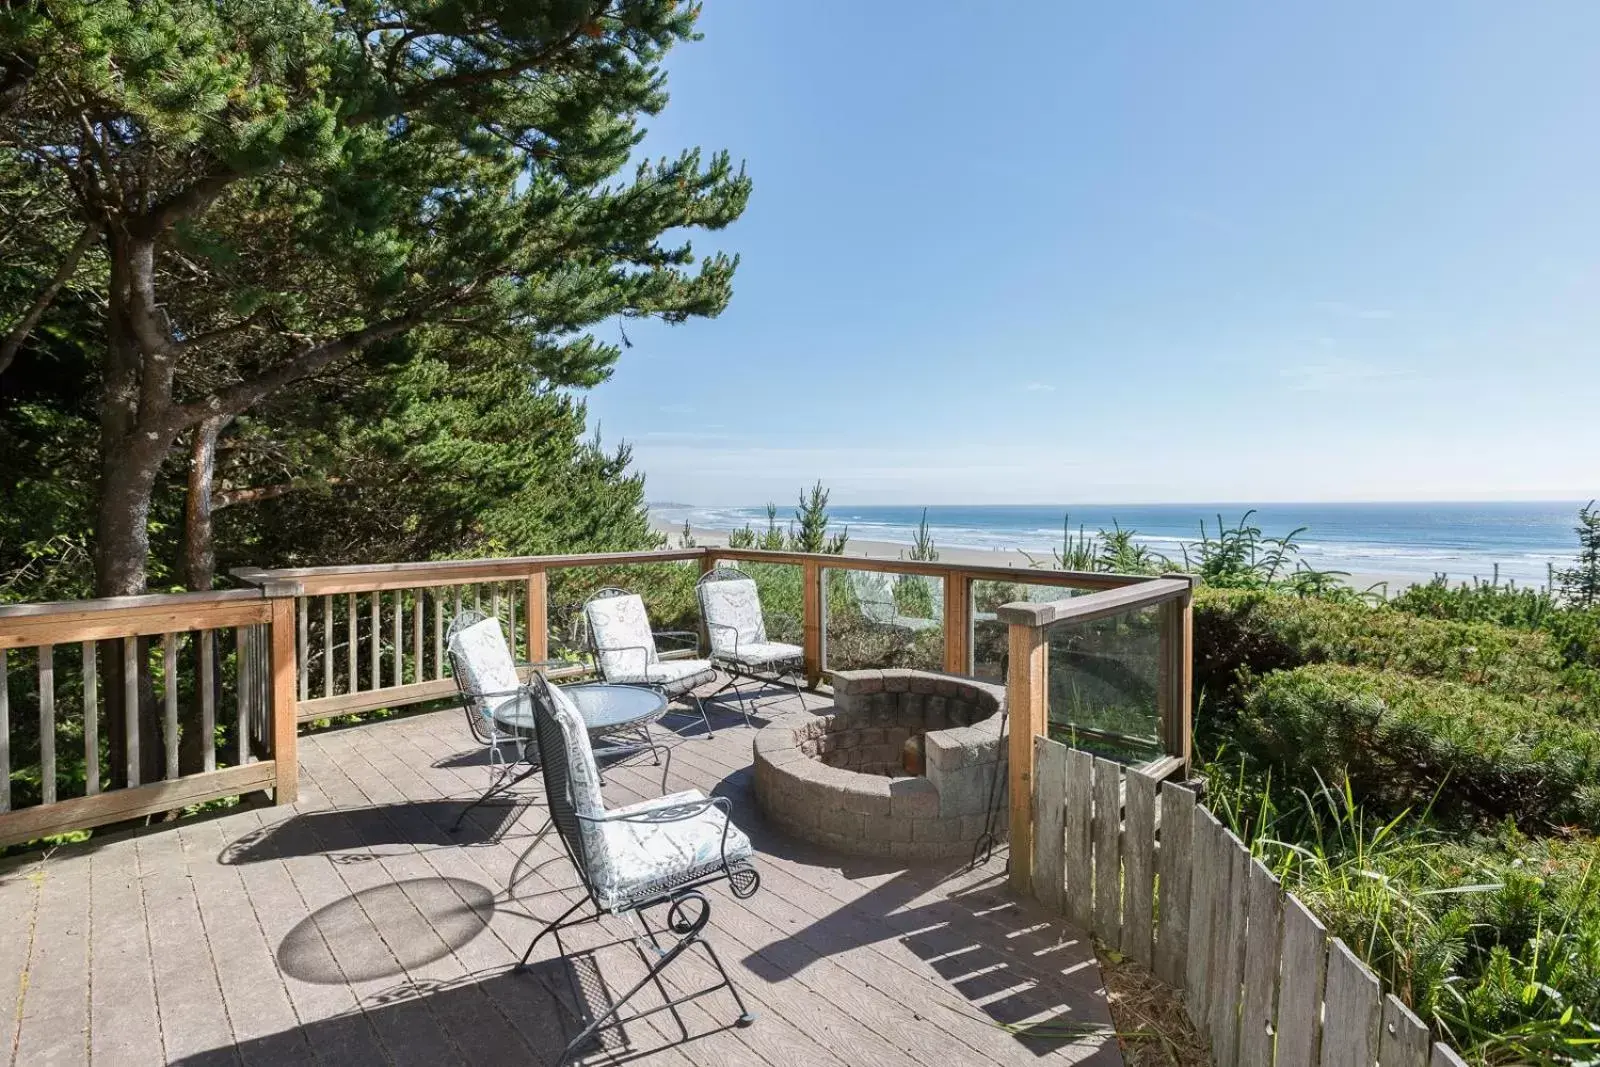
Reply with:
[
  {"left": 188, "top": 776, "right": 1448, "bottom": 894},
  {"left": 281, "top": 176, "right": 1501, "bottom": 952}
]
[
  {"left": 1045, "top": 603, "right": 1161, "bottom": 764},
  {"left": 547, "top": 560, "right": 703, "bottom": 664},
  {"left": 970, "top": 579, "right": 1088, "bottom": 680},
  {"left": 823, "top": 567, "right": 944, "bottom": 673}
]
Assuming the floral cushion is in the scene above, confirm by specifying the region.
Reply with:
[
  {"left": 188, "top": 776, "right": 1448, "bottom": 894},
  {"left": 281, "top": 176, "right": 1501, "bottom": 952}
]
[
  {"left": 585, "top": 594, "right": 660, "bottom": 681},
  {"left": 594, "top": 789, "right": 755, "bottom": 911},
  {"left": 448, "top": 616, "right": 521, "bottom": 712},
  {"left": 719, "top": 641, "right": 802, "bottom": 669},
  {"left": 699, "top": 577, "right": 767, "bottom": 656},
  {"left": 642, "top": 659, "right": 717, "bottom": 694},
  {"left": 541, "top": 677, "right": 614, "bottom": 893}
]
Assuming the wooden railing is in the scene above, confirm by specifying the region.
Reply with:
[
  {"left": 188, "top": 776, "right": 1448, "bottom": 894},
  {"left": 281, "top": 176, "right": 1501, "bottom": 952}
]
[
  {"left": 1025, "top": 739, "right": 1470, "bottom": 1067},
  {"left": 995, "top": 575, "right": 1196, "bottom": 892},
  {"left": 0, "top": 590, "right": 293, "bottom": 848},
  {"left": 1, "top": 544, "right": 1157, "bottom": 848}
]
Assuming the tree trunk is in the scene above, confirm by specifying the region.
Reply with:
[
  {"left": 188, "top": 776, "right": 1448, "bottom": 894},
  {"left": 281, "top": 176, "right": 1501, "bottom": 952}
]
[
  {"left": 179, "top": 416, "right": 231, "bottom": 774},
  {"left": 182, "top": 415, "right": 231, "bottom": 592},
  {"left": 96, "top": 234, "right": 182, "bottom": 787}
]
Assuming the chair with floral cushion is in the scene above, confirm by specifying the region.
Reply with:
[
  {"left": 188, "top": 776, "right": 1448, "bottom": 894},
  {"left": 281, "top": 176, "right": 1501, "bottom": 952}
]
[
  {"left": 579, "top": 587, "right": 719, "bottom": 736},
  {"left": 849, "top": 569, "right": 941, "bottom": 635},
  {"left": 445, "top": 609, "right": 550, "bottom": 830},
  {"left": 696, "top": 565, "right": 807, "bottom": 722},
  {"left": 514, "top": 671, "right": 759, "bottom": 1062}
]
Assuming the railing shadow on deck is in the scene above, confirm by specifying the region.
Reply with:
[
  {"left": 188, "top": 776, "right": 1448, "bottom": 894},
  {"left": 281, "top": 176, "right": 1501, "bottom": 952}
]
[
  {"left": 219, "top": 801, "right": 526, "bottom": 863},
  {"left": 691, "top": 764, "right": 1117, "bottom": 1061}
]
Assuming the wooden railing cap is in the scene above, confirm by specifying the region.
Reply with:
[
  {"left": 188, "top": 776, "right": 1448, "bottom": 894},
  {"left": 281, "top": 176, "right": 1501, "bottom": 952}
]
[{"left": 995, "top": 577, "right": 1193, "bottom": 628}]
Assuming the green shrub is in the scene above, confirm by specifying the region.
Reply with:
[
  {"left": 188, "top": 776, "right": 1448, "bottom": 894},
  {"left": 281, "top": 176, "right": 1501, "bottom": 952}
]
[
  {"left": 1235, "top": 664, "right": 1600, "bottom": 831},
  {"left": 1204, "top": 764, "right": 1600, "bottom": 1061},
  {"left": 1194, "top": 588, "right": 1577, "bottom": 720}
]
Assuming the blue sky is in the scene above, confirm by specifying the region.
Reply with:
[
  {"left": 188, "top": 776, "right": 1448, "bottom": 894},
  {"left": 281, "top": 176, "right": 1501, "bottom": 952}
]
[{"left": 584, "top": 2, "right": 1600, "bottom": 506}]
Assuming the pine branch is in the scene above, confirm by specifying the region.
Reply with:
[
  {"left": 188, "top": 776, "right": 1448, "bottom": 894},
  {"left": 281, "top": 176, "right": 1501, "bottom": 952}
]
[
  {"left": 0, "top": 221, "right": 98, "bottom": 375},
  {"left": 172, "top": 313, "right": 422, "bottom": 429}
]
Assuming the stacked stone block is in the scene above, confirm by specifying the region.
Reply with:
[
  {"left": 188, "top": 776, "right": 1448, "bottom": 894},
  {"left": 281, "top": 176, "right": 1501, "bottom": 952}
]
[{"left": 752, "top": 668, "right": 1009, "bottom": 860}]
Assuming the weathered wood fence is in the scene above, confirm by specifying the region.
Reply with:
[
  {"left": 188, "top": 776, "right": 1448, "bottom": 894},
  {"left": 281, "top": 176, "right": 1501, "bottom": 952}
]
[{"left": 1030, "top": 738, "right": 1471, "bottom": 1067}]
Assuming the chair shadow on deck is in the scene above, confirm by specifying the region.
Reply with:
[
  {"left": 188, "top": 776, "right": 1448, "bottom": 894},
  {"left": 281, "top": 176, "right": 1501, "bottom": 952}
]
[{"left": 165, "top": 960, "right": 746, "bottom": 1067}]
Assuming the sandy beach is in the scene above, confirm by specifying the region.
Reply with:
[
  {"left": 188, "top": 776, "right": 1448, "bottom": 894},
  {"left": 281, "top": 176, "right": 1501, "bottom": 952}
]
[{"left": 651, "top": 520, "right": 1419, "bottom": 592}]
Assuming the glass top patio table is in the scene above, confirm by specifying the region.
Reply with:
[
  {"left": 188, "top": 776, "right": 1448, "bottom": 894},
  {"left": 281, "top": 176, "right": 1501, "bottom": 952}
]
[{"left": 489, "top": 681, "right": 667, "bottom": 740}]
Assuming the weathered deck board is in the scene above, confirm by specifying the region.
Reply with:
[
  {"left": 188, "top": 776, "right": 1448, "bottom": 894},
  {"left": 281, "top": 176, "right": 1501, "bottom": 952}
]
[{"left": 0, "top": 687, "right": 1121, "bottom": 1066}]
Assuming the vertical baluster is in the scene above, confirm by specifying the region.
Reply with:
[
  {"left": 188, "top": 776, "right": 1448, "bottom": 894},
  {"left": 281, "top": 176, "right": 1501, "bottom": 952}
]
[
  {"left": 508, "top": 582, "right": 518, "bottom": 660},
  {"left": 297, "top": 598, "right": 308, "bottom": 702},
  {"left": 454, "top": 587, "right": 463, "bottom": 623},
  {"left": 124, "top": 636, "right": 139, "bottom": 786},
  {"left": 369, "top": 592, "right": 380, "bottom": 691},
  {"left": 82, "top": 643, "right": 98, "bottom": 796},
  {"left": 492, "top": 584, "right": 501, "bottom": 629},
  {"left": 38, "top": 644, "right": 55, "bottom": 804},
  {"left": 473, "top": 584, "right": 482, "bottom": 614},
  {"left": 163, "top": 633, "right": 179, "bottom": 780},
  {"left": 0, "top": 650, "right": 8, "bottom": 812},
  {"left": 200, "top": 630, "right": 216, "bottom": 772},
  {"left": 392, "top": 590, "right": 403, "bottom": 688},
  {"left": 412, "top": 591, "right": 423, "bottom": 685},
  {"left": 434, "top": 589, "right": 445, "bottom": 680},
  {"left": 235, "top": 626, "right": 249, "bottom": 766},
  {"left": 323, "top": 595, "right": 334, "bottom": 698},
  {"left": 347, "top": 592, "right": 358, "bottom": 693}
]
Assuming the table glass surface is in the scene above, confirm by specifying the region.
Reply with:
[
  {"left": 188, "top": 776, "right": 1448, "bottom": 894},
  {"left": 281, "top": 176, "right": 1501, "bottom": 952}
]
[
  {"left": 565, "top": 683, "right": 668, "bottom": 731},
  {"left": 489, "top": 682, "right": 665, "bottom": 734}
]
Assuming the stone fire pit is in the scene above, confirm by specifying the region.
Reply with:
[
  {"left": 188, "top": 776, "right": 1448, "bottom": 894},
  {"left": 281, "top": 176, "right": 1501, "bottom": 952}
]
[{"left": 752, "top": 668, "right": 1008, "bottom": 860}]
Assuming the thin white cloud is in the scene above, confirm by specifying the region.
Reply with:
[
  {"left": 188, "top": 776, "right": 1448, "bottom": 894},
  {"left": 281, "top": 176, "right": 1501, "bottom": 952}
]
[
  {"left": 1280, "top": 357, "right": 1410, "bottom": 392},
  {"left": 1024, "top": 382, "right": 1056, "bottom": 393}
]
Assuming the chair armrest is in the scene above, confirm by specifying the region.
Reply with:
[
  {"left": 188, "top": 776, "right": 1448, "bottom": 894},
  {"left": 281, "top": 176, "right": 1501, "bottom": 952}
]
[
  {"left": 653, "top": 630, "right": 703, "bottom": 656},
  {"left": 590, "top": 642, "right": 653, "bottom": 680},
  {"left": 705, "top": 621, "right": 740, "bottom": 657}
]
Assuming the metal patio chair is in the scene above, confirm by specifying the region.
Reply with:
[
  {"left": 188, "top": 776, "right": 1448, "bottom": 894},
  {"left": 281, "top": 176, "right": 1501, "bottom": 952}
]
[
  {"left": 514, "top": 671, "right": 760, "bottom": 1063},
  {"left": 445, "top": 610, "right": 553, "bottom": 830},
  {"left": 696, "top": 565, "right": 807, "bottom": 721},
  {"left": 578, "top": 587, "right": 719, "bottom": 737},
  {"left": 848, "top": 569, "right": 941, "bottom": 635}
]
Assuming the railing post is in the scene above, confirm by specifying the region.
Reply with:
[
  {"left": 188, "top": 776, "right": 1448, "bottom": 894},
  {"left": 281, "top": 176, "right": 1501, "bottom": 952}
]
[
  {"left": 696, "top": 549, "right": 716, "bottom": 653},
  {"left": 1158, "top": 574, "right": 1195, "bottom": 772},
  {"left": 269, "top": 596, "right": 299, "bottom": 805},
  {"left": 942, "top": 571, "right": 970, "bottom": 676},
  {"left": 1007, "top": 620, "right": 1048, "bottom": 892},
  {"left": 525, "top": 569, "right": 548, "bottom": 664},
  {"left": 802, "top": 560, "right": 823, "bottom": 688}
]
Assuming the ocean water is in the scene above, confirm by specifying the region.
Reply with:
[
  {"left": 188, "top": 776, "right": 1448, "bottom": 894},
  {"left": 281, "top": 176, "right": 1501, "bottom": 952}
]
[{"left": 651, "top": 501, "right": 1589, "bottom": 586}]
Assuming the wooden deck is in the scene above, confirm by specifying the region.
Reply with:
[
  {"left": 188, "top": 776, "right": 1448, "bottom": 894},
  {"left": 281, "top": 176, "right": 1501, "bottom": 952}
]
[{"left": 0, "top": 687, "right": 1120, "bottom": 1066}]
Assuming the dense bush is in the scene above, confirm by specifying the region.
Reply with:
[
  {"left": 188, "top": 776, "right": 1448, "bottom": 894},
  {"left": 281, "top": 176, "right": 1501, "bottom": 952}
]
[
  {"left": 1194, "top": 587, "right": 1580, "bottom": 722},
  {"left": 1206, "top": 767, "right": 1600, "bottom": 1062},
  {"left": 1235, "top": 664, "right": 1600, "bottom": 831}
]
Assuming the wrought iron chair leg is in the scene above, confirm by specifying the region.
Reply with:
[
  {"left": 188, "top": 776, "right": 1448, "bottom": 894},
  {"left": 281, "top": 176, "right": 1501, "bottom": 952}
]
[
  {"left": 514, "top": 896, "right": 593, "bottom": 972},
  {"left": 635, "top": 909, "right": 691, "bottom": 1042},
  {"left": 696, "top": 937, "right": 757, "bottom": 1026},
  {"left": 693, "top": 693, "right": 714, "bottom": 738},
  {"left": 555, "top": 923, "right": 699, "bottom": 1064},
  {"left": 451, "top": 751, "right": 517, "bottom": 832}
]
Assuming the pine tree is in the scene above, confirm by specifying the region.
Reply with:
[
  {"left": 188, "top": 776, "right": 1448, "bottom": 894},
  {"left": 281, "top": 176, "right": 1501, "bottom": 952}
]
[
  {"left": 1559, "top": 501, "right": 1600, "bottom": 608},
  {"left": 0, "top": 0, "right": 750, "bottom": 598},
  {"left": 791, "top": 481, "right": 848, "bottom": 554}
]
